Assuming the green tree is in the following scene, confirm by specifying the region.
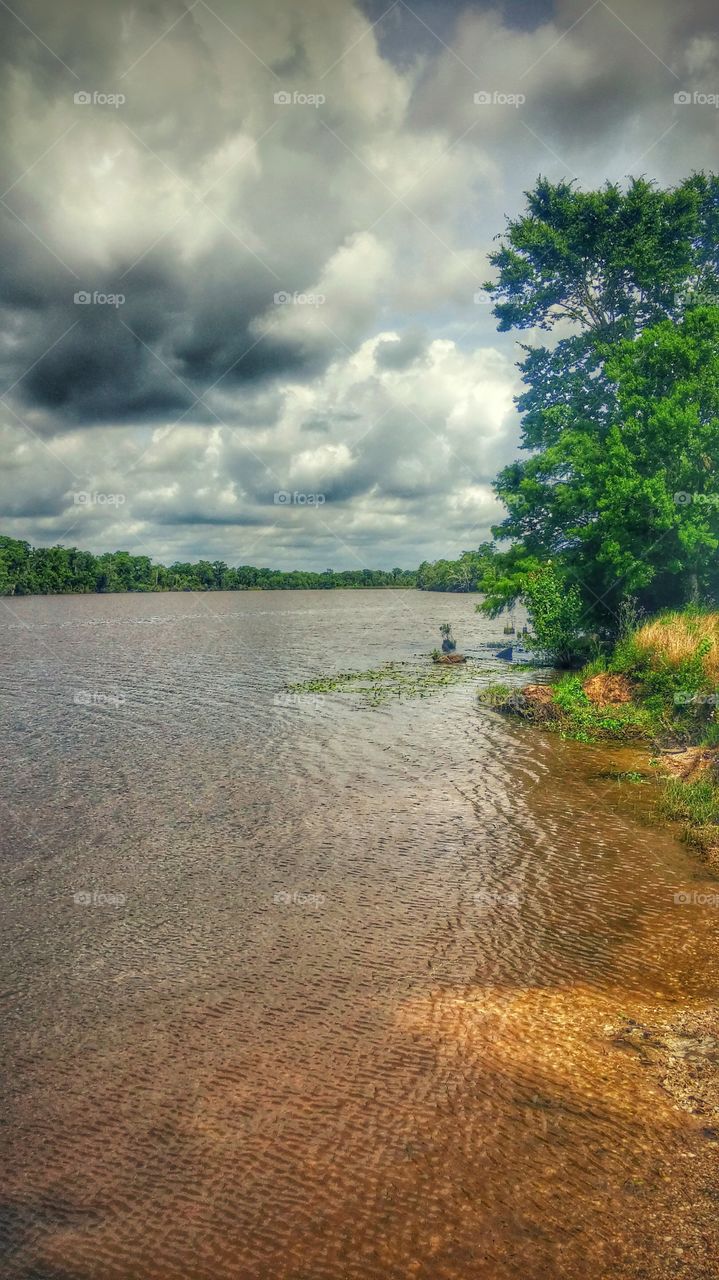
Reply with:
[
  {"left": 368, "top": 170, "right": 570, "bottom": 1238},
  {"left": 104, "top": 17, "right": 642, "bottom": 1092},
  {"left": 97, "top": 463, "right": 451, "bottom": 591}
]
[
  {"left": 0, "top": 539, "right": 418, "bottom": 595},
  {"left": 480, "top": 173, "right": 719, "bottom": 630},
  {"left": 417, "top": 544, "right": 496, "bottom": 592},
  {"left": 0, "top": 537, "right": 31, "bottom": 594}
]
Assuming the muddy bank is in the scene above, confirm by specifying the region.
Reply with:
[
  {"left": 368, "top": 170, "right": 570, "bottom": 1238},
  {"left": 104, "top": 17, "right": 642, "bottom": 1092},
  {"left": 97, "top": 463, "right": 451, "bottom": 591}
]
[
  {"left": 490, "top": 673, "right": 638, "bottom": 729},
  {"left": 486, "top": 673, "right": 719, "bottom": 863}
]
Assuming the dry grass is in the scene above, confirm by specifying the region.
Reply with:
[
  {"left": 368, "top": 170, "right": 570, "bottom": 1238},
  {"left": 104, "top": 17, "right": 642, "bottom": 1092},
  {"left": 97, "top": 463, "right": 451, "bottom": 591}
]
[{"left": 634, "top": 611, "right": 719, "bottom": 683}]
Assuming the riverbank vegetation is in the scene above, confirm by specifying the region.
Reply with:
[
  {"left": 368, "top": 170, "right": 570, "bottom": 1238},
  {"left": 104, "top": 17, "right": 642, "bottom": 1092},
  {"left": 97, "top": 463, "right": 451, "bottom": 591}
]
[
  {"left": 483, "top": 609, "right": 719, "bottom": 856},
  {"left": 0, "top": 536, "right": 416, "bottom": 595},
  {"left": 472, "top": 174, "right": 719, "bottom": 640}
]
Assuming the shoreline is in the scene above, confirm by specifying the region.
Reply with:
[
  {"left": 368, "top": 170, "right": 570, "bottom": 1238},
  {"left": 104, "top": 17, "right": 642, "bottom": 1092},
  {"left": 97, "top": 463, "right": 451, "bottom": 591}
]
[
  {"left": 482, "top": 672, "right": 719, "bottom": 868},
  {"left": 477, "top": 674, "right": 719, "bottom": 1263}
]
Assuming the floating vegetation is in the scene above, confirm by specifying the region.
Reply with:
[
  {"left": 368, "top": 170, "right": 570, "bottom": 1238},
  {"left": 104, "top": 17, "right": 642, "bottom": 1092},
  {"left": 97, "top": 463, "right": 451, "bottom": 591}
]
[
  {"left": 287, "top": 658, "right": 484, "bottom": 706},
  {"left": 595, "top": 769, "right": 650, "bottom": 784}
]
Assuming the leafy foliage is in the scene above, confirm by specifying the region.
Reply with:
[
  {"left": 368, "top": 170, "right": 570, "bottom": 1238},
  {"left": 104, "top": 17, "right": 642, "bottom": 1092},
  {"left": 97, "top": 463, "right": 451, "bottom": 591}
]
[
  {"left": 658, "top": 777, "right": 719, "bottom": 852},
  {"left": 416, "top": 544, "right": 496, "bottom": 592},
  {"left": 0, "top": 536, "right": 416, "bottom": 595},
  {"left": 521, "top": 564, "right": 585, "bottom": 665},
  {"left": 480, "top": 174, "right": 719, "bottom": 631}
]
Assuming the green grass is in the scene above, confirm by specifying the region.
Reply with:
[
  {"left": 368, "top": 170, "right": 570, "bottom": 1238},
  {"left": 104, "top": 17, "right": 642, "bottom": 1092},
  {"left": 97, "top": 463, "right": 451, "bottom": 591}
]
[
  {"left": 606, "top": 612, "right": 719, "bottom": 742},
  {"left": 659, "top": 777, "right": 719, "bottom": 825},
  {"left": 658, "top": 777, "right": 719, "bottom": 854},
  {"left": 477, "top": 682, "right": 520, "bottom": 706},
  {"left": 551, "top": 674, "right": 653, "bottom": 743}
]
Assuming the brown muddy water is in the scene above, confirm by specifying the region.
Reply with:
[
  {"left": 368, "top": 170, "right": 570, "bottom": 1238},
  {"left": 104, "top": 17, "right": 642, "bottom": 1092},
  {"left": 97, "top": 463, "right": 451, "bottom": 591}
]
[{"left": 1, "top": 589, "right": 718, "bottom": 1280}]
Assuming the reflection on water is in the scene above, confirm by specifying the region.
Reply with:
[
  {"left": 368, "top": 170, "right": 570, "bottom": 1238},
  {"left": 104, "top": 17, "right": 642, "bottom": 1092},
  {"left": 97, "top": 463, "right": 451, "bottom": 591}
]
[{"left": 1, "top": 590, "right": 718, "bottom": 1279}]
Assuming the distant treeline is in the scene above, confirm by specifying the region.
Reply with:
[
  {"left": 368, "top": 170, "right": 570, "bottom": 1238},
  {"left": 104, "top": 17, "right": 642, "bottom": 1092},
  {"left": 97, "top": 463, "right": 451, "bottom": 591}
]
[
  {"left": 0, "top": 536, "right": 421, "bottom": 595},
  {"left": 416, "top": 545, "right": 496, "bottom": 592}
]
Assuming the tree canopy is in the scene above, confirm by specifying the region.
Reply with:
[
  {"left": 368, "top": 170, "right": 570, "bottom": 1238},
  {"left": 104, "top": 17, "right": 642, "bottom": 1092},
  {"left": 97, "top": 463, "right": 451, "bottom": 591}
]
[
  {"left": 416, "top": 545, "right": 496, "bottom": 592},
  {"left": 0, "top": 538, "right": 416, "bottom": 595},
  {"left": 480, "top": 173, "right": 719, "bottom": 632}
]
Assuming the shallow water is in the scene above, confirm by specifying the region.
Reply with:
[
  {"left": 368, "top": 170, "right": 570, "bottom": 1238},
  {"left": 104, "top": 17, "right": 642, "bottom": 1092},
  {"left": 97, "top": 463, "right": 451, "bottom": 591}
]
[{"left": 1, "top": 590, "right": 718, "bottom": 1279}]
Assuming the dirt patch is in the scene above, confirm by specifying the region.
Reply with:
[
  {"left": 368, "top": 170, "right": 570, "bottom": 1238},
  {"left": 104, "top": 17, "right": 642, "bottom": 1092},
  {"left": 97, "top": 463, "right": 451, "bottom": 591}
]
[
  {"left": 501, "top": 683, "right": 560, "bottom": 722},
  {"left": 582, "top": 672, "right": 635, "bottom": 707},
  {"left": 661, "top": 747, "right": 719, "bottom": 784}
]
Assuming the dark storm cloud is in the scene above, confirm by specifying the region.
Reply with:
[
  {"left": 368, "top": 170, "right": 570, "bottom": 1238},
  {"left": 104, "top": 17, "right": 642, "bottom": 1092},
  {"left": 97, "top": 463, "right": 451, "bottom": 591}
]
[
  {"left": 355, "top": 0, "right": 556, "bottom": 65},
  {"left": 0, "top": 485, "right": 68, "bottom": 518},
  {"left": 374, "top": 328, "right": 428, "bottom": 369},
  {"left": 0, "top": 185, "right": 345, "bottom": 425},
  {"left": 4, "top": 0, "right": 716, "bottom": 431},
  {"left": 148, "top": 507, "right": 272, "bottom": 528},
  {"left": 0, "top": 0, "right": 391, "bottom": 428}
]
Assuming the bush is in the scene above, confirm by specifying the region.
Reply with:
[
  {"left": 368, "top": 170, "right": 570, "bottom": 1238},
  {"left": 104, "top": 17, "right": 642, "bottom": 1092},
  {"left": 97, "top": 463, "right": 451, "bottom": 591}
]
[{"left": 523, "top": 566, "right": 586, "bottom": 666}]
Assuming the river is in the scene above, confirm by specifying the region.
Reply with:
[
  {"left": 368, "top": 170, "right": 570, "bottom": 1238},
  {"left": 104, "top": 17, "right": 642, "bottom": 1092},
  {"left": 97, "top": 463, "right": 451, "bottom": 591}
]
[{"left": 1, "top": 589, "right": 717, "bottom": 1279}]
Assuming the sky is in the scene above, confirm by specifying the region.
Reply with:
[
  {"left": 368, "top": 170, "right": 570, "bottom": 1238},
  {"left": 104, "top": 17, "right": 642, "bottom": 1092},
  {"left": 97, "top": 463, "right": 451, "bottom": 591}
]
[{"left": 1, "top": 0, "right": 718, "bottom": 571}]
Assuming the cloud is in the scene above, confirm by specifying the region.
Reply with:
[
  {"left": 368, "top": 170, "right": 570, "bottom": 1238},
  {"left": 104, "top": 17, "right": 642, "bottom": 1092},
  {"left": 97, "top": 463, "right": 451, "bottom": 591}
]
[
  {"left": 0, "top": 331, "right": 519, "bottom": 565},
  {"left": 0, "top": 0, "right": 717, "bottom": 565}
]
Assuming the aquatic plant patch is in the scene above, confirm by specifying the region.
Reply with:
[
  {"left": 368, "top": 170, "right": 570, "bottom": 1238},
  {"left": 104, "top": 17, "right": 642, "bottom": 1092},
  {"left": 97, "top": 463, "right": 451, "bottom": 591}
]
[{"left": 288, "top": 659, "right": 506, "bottom": 706}]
